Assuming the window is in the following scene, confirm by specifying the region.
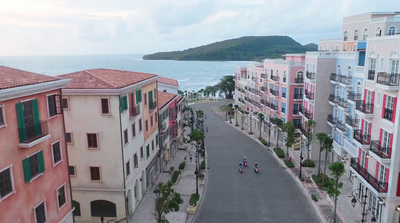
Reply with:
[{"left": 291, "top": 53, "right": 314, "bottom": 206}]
[
  {"left": 152, "top": 140, "right": 154, "bottom": 151},
  {"left": 140, "top": 146, "right": 144, "bottom": 159},
  {"left": 124, "top": 129, "right": 128, "bottom": 144},
  {"left": 0, "top": 106, "right": 5, "bottom": 127},
  {"left": 87, "top": 133, "right": 98, "bottom": 148},
  {"left": 343, "top": 31, "right": 348, "bottom": 41},
  {"left": 120, "top": 95, "right": 128, "bottom": 112},
  {"left": 101, "top": 98, "right": 110, "bottom": 115},
  {"left": 363, "top": 29, "right": 368, "bottom": 40},
  {"left": 156, "top": 134, "right": 159, "bottom": 146},
  {"left": 62, "top": 98, "right": 69, "bottom": 110},
  {"left": 376, "top": 27, "right": 382, "bottom": 37},
  {"left": 57, "top": 185, "right": 66, "bottom": 208},
  {"left": 144, "top": 93, "right": 147, "bottom": 105},
  {"left": 354, "top": 30, "right": 358, "bottom": 40},
  {"left": 23, "top": 151, "right": 45, "bottom": 182},
  {"left": 151, "top": 116, "right": 153, "bottom": 127},
  {"left": 382, "top": 130, "right": 390, "bottom": 153},
  {"left": 47, "top": 94, "right": 58, "bottom": 117},
  {"left": 52, "top": 141, "right": 62, "bottom": 166},
  {"left": 35, "top": 201, "right": 46, "bottom": 223},
  {"left": 146, "top": 145, "right": 150, "bottom": 159},
  {"left": 145, "top": 120, "right": 149, "bottom": 132},
  {"left": 72, "top": 200, "right": 81, "bottom": 216},
  {"left": 126, "top": 161, "right": 130, "bottom": 177},
  {"left": 389, "top": 26, "right": 396, "bottom": 35},
  {"left": 90, "top": 167, "right": 101, "bottom": 181},
  {"left": 66, "top": 132, "right": 73, "bottom": 144},
  {"left": 134, "top": 154, "right": 138, "bottom": 168},
  {"left": 384, "top": 95, "right": 394, "bottom": 121},
  {"left": 68, "top": 166, "right": 76, "bottom": 176},
  {"left": 390, "top": 59, "right": 400, "bottom": 75},
  {"left": 132, "top": 123, "right": 136, "bottom": 138},
  {"left": 378, "top": 164, "right": 388, "bottom": 186},
  {"left": 0, "top": 166, "right": 14, "bottom": 200},
  {"left": 139, "top": 119, "right": 143, "bottom": 131}
]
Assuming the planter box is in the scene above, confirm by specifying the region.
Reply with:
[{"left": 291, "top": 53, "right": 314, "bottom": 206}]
[
  {"left": 187, "top": 196, "right": 201, "bottom": 214},
  {"left": 199, "top": 177, "right": 206, "bottom": 186},
  {"left": 173, "top": 172, "right": 181, "bottom": 185}
]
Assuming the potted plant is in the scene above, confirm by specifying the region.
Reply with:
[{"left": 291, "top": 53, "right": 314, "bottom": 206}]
[{"left": 170, "top": 166, "right": 175, "bottom": 174}]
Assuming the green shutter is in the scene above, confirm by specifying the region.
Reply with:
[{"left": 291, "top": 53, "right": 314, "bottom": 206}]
[
  {"left": 16, "top": 103, "right": 27, "bottom": 143},
  {"left": 148, "top": 91, "right": 153, "bottom": 108},
  {"left": 120, "top": 97, "right": 123, "bottom": 113},
  {"left": 38, "top": 151, "right": 45, "bottom": 173},
  {"left": 135, "top": 91, "right": 139, "bottom": 104},
  {"left": 125, "top": 95, "right": 128, "bottom": 111},
  {"left": 32, "top": 99, "right": 42, "bottom": 135},
  {"left": 23, "top": 158, "right": 31, "bottom": 182},
  {"left": 139, "top": 90, "right": 142, "bottom": 102}
]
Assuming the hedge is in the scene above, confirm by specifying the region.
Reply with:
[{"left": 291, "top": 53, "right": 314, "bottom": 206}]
[
  {"left": 200, "top": 161, "right": 206, "bottom": 170},
  {"left": 273, "top": 148, "right": 285, "bottom": 158},
  {"left": 284, "top": 160, "right": 294, "bottom": 168},
  {"left": 189, "top": 193, "right": 200, "bottom": 206},
  {"left": 179, "top": 162, "right": 186, "bottom": 170},
  {"left": 301, "top": 159, "right": 316, "bottom": 167},
  {"left": 258, "top": 137, "right": 268, "bottom": 146},
  {"left": 171, "top": 171, "right": 181, "bottom": 184}
]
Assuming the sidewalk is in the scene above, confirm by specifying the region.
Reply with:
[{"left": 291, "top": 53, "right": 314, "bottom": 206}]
[
  {"left": 218, "top": 108, "right": 366, "bottom": 223},
  {"left": 132, "top": 126, "right": 205, "bottom": 223}
]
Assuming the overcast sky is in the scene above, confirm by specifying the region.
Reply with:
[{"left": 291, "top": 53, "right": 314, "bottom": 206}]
[{"left": 1, "top": 0, "right": 398, "bottom": 56}]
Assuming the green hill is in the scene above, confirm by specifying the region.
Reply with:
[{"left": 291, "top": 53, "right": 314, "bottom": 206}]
[{"left": 143, "top": 36, "right": 318, "bottom": 61}]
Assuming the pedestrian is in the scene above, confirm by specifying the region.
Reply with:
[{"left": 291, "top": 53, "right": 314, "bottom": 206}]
[{"left": 206, "top": 126, "right": 209, "bottom": 133}]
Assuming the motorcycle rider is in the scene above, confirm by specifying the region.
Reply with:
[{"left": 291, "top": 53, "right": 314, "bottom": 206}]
[
  {"left": 254, "top": 162, "right": 258, "bottom": 169},
  {"left": 243, "top": 156, "right": 247, "bottom": 162},
  {"left": 238, "top": 162, "right": 242, "bottom": 168}
]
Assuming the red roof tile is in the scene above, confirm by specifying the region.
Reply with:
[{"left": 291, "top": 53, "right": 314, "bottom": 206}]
[
  {"left": 0, "top": 66, "right": 60, "bottom": 90},
  {"left": 158, "top": 77, "right": 179, "bottom": 86},
  {"left": 58, "top": 68, "right": 157, "bottom": 89},
  {"left": 158, "top": 91, "right": 176, "bottom": 109}
]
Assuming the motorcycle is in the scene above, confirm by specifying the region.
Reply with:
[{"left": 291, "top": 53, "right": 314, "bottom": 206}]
[
  {"left": 254, "top": 166, "right": 259, "bottom": 173},
  {"left": 239, "top": 166, "right": 243, "bottom": 173},
  {"left": 243, "top": 160, "right": 247, "bottom": 167}
]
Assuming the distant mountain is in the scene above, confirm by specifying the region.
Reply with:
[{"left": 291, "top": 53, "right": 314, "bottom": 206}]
[{"left": 143, "top": 36, "right": 318, "bottom": 61}]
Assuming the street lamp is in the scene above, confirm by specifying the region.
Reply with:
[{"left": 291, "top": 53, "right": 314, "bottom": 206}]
[
  {"left": 350, "top": 187, "right": 368, "bottom": 222},
  {"left": 194, "top": 143, "right": 199, "bottom": 195},
  {"left": 225, "top": 99, "right": 228, "bottom": 121},
  {"left": 299, "top": 139, "right": 304, "bottom": 178},
  {"left": 268, "top": 113, "right": 272, "bottom": 147}
]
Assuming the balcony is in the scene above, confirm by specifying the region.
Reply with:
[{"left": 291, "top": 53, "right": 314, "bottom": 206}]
[
  {"left": 347, "top": 91, "right": 362, "bottom": 102},
  {"left": 294, "top": 94, "right": 303, "bottom": 100},
  {"left": 260, "top": 86, "right": 267, "bottom": 92},
  {"left": 339, "top": 75, "right": 352, "bottom": 85},
  {"left": 270, "top": 103, "right": 279, "bottom": 111},
  {"left": 294, "top": 77, "right": 304, "bottom": 83},
  {"left": 271, "top": 90, "right": 279, "bottom": 96},
  {"left": 338, "top": 98, "right": 350, "bottom": 109},
  {"left": 327, "top": 115, "right": 338, "bottom": 125},
  {"left": 305, "top": 91, "right": 314, "bottom": 100},
  {"left": 353, "top": 129, "right": 370, "bottom": 145},
  {"left": 271, "top": 75, "right": 279, "bottom": 82},
  {"left": 370, "top": 140, "right": 391, "bottom": 159},
  {"left": 355, "top": 101, "right": 374, "bottom": 115},
  {"left": 345, "top": 116, "right": 359, "bottom": 127},
  {"left": 330, "top": 73, "right": 340, "bottom": 83},
  {"left": 336, "top": 122, "right": 348, "bottom": 132},
  {"left": 19, "top": 121, "right": 50, "bottom": 148},
  {"left": 329, "top": 94, "right": 339, "bottom": 104},
  {"left": 368, "top": 70, "right": 375, "bottom": 80},
  {"left": 383, "top": 108, "right": 393, "bottom": 121},
  {"left": 149, "top": 101, "right": 157, "bottom": 111},
  {"left": 252, "top": 77, "right": 258, "bottom": 82},
  {"left": 376, "top": 72, "right": 400, "bottom": 90},
  {"left": 350, "top": 158, "right": 388, "bottom": 193},
  {"left": 293, "top": 108, "right": 302, "bottom": 115},
  {"left": 306, "top": 71, "right": 315, "bottom": 80},
  {"left": 130, "top": 104, "right": 141, "bottom": 117},
  {"left": 261, "top": 73, "right": 268, "bottom": 79},
  {"left": 304, "top": 110, "right": 313, "bottom": 119}
]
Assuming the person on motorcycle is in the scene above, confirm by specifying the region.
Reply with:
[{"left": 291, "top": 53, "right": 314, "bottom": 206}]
[
  {"left": 238, "top": 162, "right": 242, "bottom": 168},
  {"left": 243, "top": 156, "right": 247, "bottom": 162},
  {"left": 254, "top": 162, "right": 258, "bottom": 168}
]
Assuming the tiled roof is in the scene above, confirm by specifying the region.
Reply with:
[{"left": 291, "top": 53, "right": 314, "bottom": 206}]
[
  {"left": 0, "top": 66, "right": 60, "bottom": 90},
  {"left": 158, "top": 77, "right": 179, "bottom": 86},
  {"left": 158, "top": 91, "right": 176, "bottom": 109},
  {"left": 257, "top": 65, "right": 264, "bottom": 68},
  {"left": 58, "top": 68, "right": 157, "bottom": 89},
  {"left": 177, "top": 96, "right": 183, "bottom": 102}
]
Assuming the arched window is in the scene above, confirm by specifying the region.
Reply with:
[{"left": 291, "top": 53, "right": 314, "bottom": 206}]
[
  {"left": 354, "top": 30, "right": 358, "bottom": 40},
  {"left": 356, "top": 81, "right": 362, "bottom": 94},
  {"left": 72, "top": 200, "right": 81, "bottom": 217},
  {"left": 283, "top": 71, "right": 287, "bottom": 82},
  {"left": 297, "top": 71, "right": 304, "bottom": 79},
  {"left": 389, "top": 26, "right": 396, "bottom": 35},
  {"left": 352, "top": 44, "right": 357, "bottom": 51},
  {"left": 348, "top": 66, "right": 352, "bottom": 76},
  {"left": 91, "top": 200, "right": 117, "bottom": 217},
  {"left": 376, "top": 27, "right": 382, "bottom": 37},
  {"left": 363, "top": 29, "right": 368, "bottom": 40},
  {"left": 336, "top": 86, "right": 340, "bottom": 96},
  {"left": 337, "top": 65, "right": 341, "bottom": 75},
  {"left": 343, "top": 44, "right": 347, "bottom": 51},
  {"left": 344, "top": 31, "right": 348, "bottom": 41}
]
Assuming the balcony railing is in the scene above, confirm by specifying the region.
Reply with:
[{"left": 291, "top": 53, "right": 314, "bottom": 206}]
[
  {"left": 130, "top": 104, "right": 141, "bottom": 117},
  {"left": 294, "top": 94, "right": 303, "bottom": 99},
  {"left": 330, "top": 73, "right": 340, "bottom": 82},
  {"left": 345, "top": 116, "right": 359, "bottom": 127},
  {"left": 293, "top": 108, "right": 302, "bottom": 115},
  {"left": 271, "top": 90, "right": 279, "bottom": 96},
  {"left": 304, "top": 110, "right": 313, "bottom": 119},
  {"left": 271, "top": 75, "right": 279, "bottom": 82},
  {"left": 327, "top": 115, "right": 338, "bottom": 125},
  {"left": 260, "top": 86, "right": 267, "bottom": 92},
  {"left": 368, "top": 70, "right": 375, "bottom": 80},
  {"left": 329, "top": 94, "right": 339, "bottom": 103},
  {"left": 339, "top": 75, "right": 352, "bottom": 85},
  {"left": 350, "top": 158, "right": 388, "bottom": 193},
  {"left": 306, "top": 71, "right": 315, "bottom": 80},
  {"left": 270, "top": 104, "right": 279, "bottom": 111},
  {"left": 348, "top": 91, "right": 362, "bottom": 101},
  {"left": 19, "top": 121, "right": 49, "bottom": 143},
  {"left": 305, "top": 91, "right": 314, "bottom": 100},
  {"left": 336, "top": 122, "right": 348, "bottom": 132},
  {"left": 294, "top": 77, "right": 304, "bottom": 83},
  {"left": 383, "top": 108, "right": 393, "bottom": 121},
  {"left": 370, "top": 140, "right": 391, "bottom": 159},
  {"left": 261, "top": 73, "right": 268, "bottom": 79},
  {"left": 338, "top": 98, "right": 350, "bottom": 108},
  {"left": 377, "top": 72, "right": 400, "bottom": 86},
  {"left": 356, "top": 101, "right": 374, "bottom": 114},
  {"left": 283, "top": 78, "right": 286, "bottom": 82},
  {"left": 353, "top": 129, "right": 370, "bottom": 145},
  {"left": 149, "top": 101, "right": 157, "bottom": 111}
]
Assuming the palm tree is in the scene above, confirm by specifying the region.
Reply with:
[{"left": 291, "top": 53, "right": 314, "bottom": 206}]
[
  {"left": 234, "top": 105, "right": 239, "bottom": 126},
  {"left": 257, "top": 113, "right": 265, "bottom": 139},
  {"left": 249, "top": 113, "right": 253, "bottom": 134},
  {"left": 304, "top": 119, "right": 316, "bottom": 160},
  {"left": 316, "top": 132, "right": 328, "bottom": 174},
  {"left": 281, "top": 122, "right": 295, "bottom": 160},
  {"left": 327, "top": 162, "right": 345, "bottom": 223},
  {"left": 272, "top": 118, "right": 283, "bottom": 149},
  {"left": 323, "top": 136, "right": 333, "bottom": 175}
]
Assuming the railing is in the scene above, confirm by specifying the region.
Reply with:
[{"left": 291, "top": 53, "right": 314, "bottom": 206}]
[
  {"left": 260, "top": 86, "right": 267, "bottom": 92},
  {"left": 304, "top": 110, "right": 313, "bottom": 119},
  {"left": 293, "top": 108, "right": 302, "bottom": 115},
  {"left": 271, "top": 90, "right": 279, "bottom": 96},
  {"left": 336, "top": 122, "right": 348, "bottom": 132},
  {"left": 149, "top": 101, "right": 157, "bottom": 111},
  {"left": 339, "top": 75, "right": 352, "bottom": 85},
  {"left": 265, "top": 102, "right": 272, "bottom": 108},
  {"left": 260, "top": 99, "right": 266, "bottom": 105},
  {"left": 345, "top": 116, "right": 359, "bottom": 127},
  {"left": 252, "top": 77, "right": 258, "bottom": 82},
  {"left": 270, "top": 103, "right": 279, "bottom": 111},
  {"left": 281, "top": 107, "right": 285, "bottom": 113},
  {"left": 283, "top": 78, "right": 286, "bottom": 82},
  {"left": 130, "top": 104, "right": 141, "bottom": 117},
  {"left": 294, "top": 77, "right": 304, "bottom": 83},
  {"left": 306, "top": 71, "right": 315, "bottom": 80},
  {"left": 330, "top": 73, "right": 340, "bottom": 82},
  {"left": 370, "top": 140, "right": 392, "bottom": 159},
  {"left": 368, "top": 70, "right": 375, "bottom": 80},
  {"left": 353, "top": 129, "right": 370, "bottom": 145},
  {"left": 19, "top": 121, "right": 48, "bottom": 143},
  {"left": 383, "top": 108, "right": 393, "bottom": 121},
  {"left": 271, "top": 75, "right": 279, "bottom": 82},
  {"left": 261, "top": 74, "right": 268, "bottom": 79},
  {"left": 327, "top": 115, "right": 338, "bottom": 124},
  {"left": 305, "top": 91, "right": 314, "bottom": 100},
  {"left": 377, "top": 72, "right": 400, "bottom": 86},
  {"left": 294, "top": 123, "right": 302, "bottom": 129},
  {"left": 338, "top": 98, "right": 350, "bottom": 108},
  {"left": 348, "top": 91, "right": 362, "bottom": 101},
  {"left": 329, "top": 94, "right": 339, "bottom": 103},
  {"left": 294, "top": 94, "right": 303, "bottom": 99},
  {"left": 350, "top": 158, "right": 388, "bottom": 193},
  {"left": 355, "top": 101, "right": 374, "bottom": 114}
]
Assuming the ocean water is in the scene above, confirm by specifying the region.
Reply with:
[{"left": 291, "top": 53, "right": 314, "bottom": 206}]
[{"left": 0, "top": 54, "right": 258, "bottom": 91}]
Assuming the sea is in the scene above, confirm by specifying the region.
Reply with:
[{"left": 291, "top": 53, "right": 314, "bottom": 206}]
[{"left": 0, "top": 54, "right": 259, "bottom": 92}]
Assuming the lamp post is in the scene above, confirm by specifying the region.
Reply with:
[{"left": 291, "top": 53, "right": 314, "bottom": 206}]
[
  {"left": 299, "top": 140, "right": 303, "bottom": 178},
  {"left": 225, "top": 99, "right": 228, "bottom": 121},
  {"left": 350, "top": 187, "right": 368, "bottom": 222},
  {"left": 268, "top": 113, "right": 272, "bottom": 147},
  {"left": 195, "top": 143, "right": 199, "bottom": 195}
]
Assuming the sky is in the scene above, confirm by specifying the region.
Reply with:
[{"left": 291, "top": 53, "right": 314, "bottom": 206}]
[{"left": 1, "top": 0, "right": 399, "bottom": 56}]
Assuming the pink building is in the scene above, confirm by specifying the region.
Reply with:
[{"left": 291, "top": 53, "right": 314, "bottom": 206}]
[{"left": 0, "top": 66, "right": 73, "bottom": 223}]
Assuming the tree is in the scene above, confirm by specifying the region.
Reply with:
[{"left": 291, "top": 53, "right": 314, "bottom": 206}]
[
  {"left": 154, "top": 181, "right": 183, "bottom": 223},
  {"left": 189, "top": 129, "right": 205, "bottom": 146},
  {"left": 272, "top": 118, "right": 283, "bottom": 149},
  {"left": 323, "top": 136, "right": 333, "bottom": 175},
  {"left": 257, "top": 113, "right": 265, "bottom": 139},
  {"left": 304, "top": 119, "right": 316, "bottom": 160},
  {"left": 281, "top": 122, "right": 295, "bottom": 161},
  {"left": 326, "top": 162, "right": 345, "bottom": 223},
  {"left": 218, "top": 75, "right": 235, "bottom": 99},
  {"left": 178, "top": 90, "right": 184, "bottom": 96},
  {"left": 234, "top": 105, "right": 239, "bottom": 126},
  {"left": 316, "top": 132, "right": 328, "bottom": 174},
  {"left": 249, "top": 113, "right": 253, "bottom": 134}
]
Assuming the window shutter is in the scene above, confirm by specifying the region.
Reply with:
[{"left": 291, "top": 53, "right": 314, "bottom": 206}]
[
  {"left": 364, "top": 89, "right": 367, "bottom": 103},
  {"left": 386, "top": 168, "right": 390, "bottom": 183},
  {"left": 375, "top": 163, "right": 379, "bottom": 178},
  {"left": 135, "top": 91, "right": 139, "bottom": 104},
  {"left": 392, "top": 97, "right": 397, "bottom": 123},
  {"left": 389, "top": 133, "right": 393, "bottom": 157},
  {"left": 16, "top": 103, "right": 27, "bottom": 143},
  {"left": 372, "top": 91, "right": 375, "bottom": 106},
  {"left": 397, "top": 173, "right": 400, "bottom": 196},
  {"left": 358, "top": 148, "right": 361, "bottom": 164},
  {"left": 382, "top": 94, "right": 386, "bottom": 118},
  {"left": 379, "top": 129, "right": 383, "bottom": 146},
  {"left": 361, "top": 119, "right": 364, "bottom": 136},
  {"left": 23, "top": 158, "right": 32, "bottom": 182},
  {"left": 139, "top": 90, "right": 142, "bottom": 102},
  {"left": 32, "top": 99, "right": 42, "bottom": 135},
  {"left": 368, "top": 123, "right": 372, "bottom": 143},
  {"left": 125, "top": 95, "right": 128, "bottom": 111},
  {"left": 120, "top": 97, "right": 123, "bottom": 113},
  {"left": 38, "top": 151, "right": 45, "bottom": 173},
  {"left": 365, "top": 157, "right": 369, "bottom": 170}
]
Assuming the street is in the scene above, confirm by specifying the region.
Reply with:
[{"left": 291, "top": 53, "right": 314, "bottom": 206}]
[{"left": 192, "top": 101, "right": 320, "bottom": 223}]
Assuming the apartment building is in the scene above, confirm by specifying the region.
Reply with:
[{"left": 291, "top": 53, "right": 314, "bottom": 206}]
[
  {"left": 158, "top": 77, "right": 179, "bottom": 94},
  {"left": 158, "top": 91, "right": 176, "bottom": 170},
  {"left": 59, "top": 68, "right": 159, "bottom": 223},
  {"left": 0, "top": 66, "right": 73, "bottom": 223}
]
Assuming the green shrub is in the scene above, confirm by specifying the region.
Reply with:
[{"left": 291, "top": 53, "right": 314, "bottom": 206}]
[
  {"left": 170, "top": 166, "right": 175, "bottom": 172},
  {"left": 273, "top": 148, "right": 285, "bottom": 158},
  {"left": 200, "top": 150, "right": 205, "bottom": 157},
  {"left": 179, "top": 162, "right": 186, "bottom": 170},
  {"left": 198, "top": 173, "right": 205, "bottom": 179},
  {"left": 301, "top": 159, "right": 316, "bottom": 167},
  {"left": 311, "top": 193, "right": 318, "bottom": 202},
  {"left": 189, "top": 193, "right": 200, "bottom": 206},
  {"left": 299, "top": 177, "right": 305, "bottom": 181},
  {"left": 200, "top": 161, "right": 206, "bottom": 170},
  {"left": 284, "top": 160, "right": 294, "bottom": 168},
  {"left": 171, "top": 171, "right": 181, "bottom": 184},
  {"left": 258, "top": 137, "right": 268, "bottom": 146},
  {"left": 312, "top": 173, "right": 330, "bottom": 189}
]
